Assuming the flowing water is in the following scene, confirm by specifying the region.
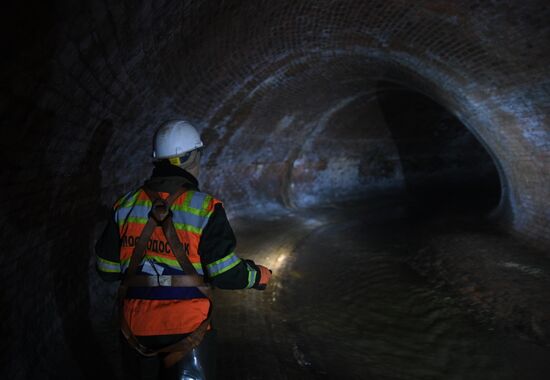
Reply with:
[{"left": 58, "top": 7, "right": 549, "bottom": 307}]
[{"left": 214, "top": 198, "right": 550, "bottom": 379}]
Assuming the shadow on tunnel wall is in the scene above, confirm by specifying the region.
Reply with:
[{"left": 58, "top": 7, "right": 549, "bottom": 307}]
[
  {"left": 2, "top": 3, "right": 117, "bottom": 376},
  {"left": 47, "top": 120, "right": 116, "bottom": 380},
  {"left": 1, "top": 3, "right": 117, "bottom": 378},
  {"left": 1, "top": 112, "right": 117, "bottom": 378},
  {"left": 376, "top": 83, "right": 501, "bottom": 215}
]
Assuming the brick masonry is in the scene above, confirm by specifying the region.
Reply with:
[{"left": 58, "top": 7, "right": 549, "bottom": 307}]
[{"left": 1, "top": 0, "right": 549, "bottom": 378}]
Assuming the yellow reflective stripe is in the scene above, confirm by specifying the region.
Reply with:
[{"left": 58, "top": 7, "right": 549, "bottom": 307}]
[
  {"left": 117, "top": 216, "right": 148, "bottom": 227},
  {"left": 201, "top": 195, "right": 212, "bottom": 211},
  {"left": 97, "top": 256, "right": 120, "bottom": 273},
  {"left": 183, "top": 190, "right": 195, "bottom": 208},
  {"left": 192, "top": 262, "right": 204, "bottom": 274},
  {"left": 120, "top": 256, "right": 204, "bottom": 275},
  {"left": 151, "top": 257, "right": 203, "bottom": 275},
  {"left": 149, "top": 256, "right": 179, "bottom": 268},
  {"left": 173, "top": 204, "right": 213, "bottom": 217},
  {"left": 118, "top": 213, "right": 206, "bottom": 234},
  {"left": 115, "top": 191, "right": 139, "bottom": 209},
  {"left": 125, "top": 202, "right": 212, "bottom": 217},
  {"left": 117, "top": 211, "right": 210, "bottom": 233},
  {"left": 246, "top": 262, "right": 257, "bottom": 288},
  {"left": 120, "top": 255, "right": 175, "bottom": 267},
  {"left": 206, "top": 253, "right": 241, "bottom": 277},
  {"left": 116, "top": 191, "right": 216, "bottom": 217},
  {"left": 172, "top": 222, "right": 202, "bottom": 234},
  {"left": 134, "top": 199, "right": 152, "bottom": 207}
]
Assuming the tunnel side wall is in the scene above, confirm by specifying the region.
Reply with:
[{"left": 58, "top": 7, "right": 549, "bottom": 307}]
[{"left": 1, "top": 1, "right": 550, "bottom": 378}]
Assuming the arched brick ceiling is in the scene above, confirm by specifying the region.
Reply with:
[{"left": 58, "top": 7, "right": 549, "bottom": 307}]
[
  {"left": 4, "top": 0, "right": 549, "bottom": 240},
  {"left": 1, "top": 1, "right": 549, "bottom": 377}
]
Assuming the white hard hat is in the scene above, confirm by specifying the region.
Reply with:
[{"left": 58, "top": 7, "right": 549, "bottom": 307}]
[{"left": 152, "top": 120, "right": 203, "bottom": 159}]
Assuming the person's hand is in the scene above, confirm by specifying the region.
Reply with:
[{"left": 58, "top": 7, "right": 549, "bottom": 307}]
[{"left": 254, "top": 265, "right": 272, "bottom": 290}]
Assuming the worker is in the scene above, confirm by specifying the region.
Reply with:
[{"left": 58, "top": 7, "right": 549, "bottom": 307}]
[{"left": 95, "top": 120, "right": 272, "bottom": 380}]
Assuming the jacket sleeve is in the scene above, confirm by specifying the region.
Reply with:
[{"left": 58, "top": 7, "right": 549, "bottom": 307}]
[
  {"left": 198, "top": 203, "right": 262, "bottom": 289},
  {"left": 95, "top": 209, "right": 122, "bottom": 282}
]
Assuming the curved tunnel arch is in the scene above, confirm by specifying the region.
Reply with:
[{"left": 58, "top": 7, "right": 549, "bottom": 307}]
[
  {"left": 198, "top": 49, "right": 514, "bottom": 216},
  {"left": 8, "top": 0, "right": 542, "bottom": 237},
  {"left": 2, "top": 0, "right": 550, "bottom": 378}
]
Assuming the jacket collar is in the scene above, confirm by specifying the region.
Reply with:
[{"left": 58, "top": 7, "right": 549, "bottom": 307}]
[{"left": 146, "top": 161, "right": 199, "bottom": 191}]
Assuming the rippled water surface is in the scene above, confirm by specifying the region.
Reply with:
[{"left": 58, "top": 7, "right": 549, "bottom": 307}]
[{"left": 214, "top": 199, "right": 550, "bottom": 379}]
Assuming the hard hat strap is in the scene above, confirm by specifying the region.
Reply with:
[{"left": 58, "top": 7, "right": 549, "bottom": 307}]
[{"left": 168, "top": 151, "right": 192, "bottom": 166}]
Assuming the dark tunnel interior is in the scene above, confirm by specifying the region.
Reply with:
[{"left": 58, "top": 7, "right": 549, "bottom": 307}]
[
  {"left": 2, "top": 1, "right": 550, "bottom": 379},
  {"left": 377, "top": 83, "right": 502, "bottom": 212}
]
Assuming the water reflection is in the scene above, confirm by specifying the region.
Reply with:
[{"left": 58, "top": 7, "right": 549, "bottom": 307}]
[{"left": 214, "top": 198, "right": 550, "bottom": 379}]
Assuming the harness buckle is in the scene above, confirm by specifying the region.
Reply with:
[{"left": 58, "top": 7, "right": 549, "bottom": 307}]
[
  {"left": 157, "top": 276, "right": 172, "bottom": 286},
  {"left": 149, "top": 198, "right": 172, "bottom": 223}
]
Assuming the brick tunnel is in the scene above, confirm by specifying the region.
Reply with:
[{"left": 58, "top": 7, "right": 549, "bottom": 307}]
[{"left": 2, "top": 1, "right": 550, "bottom": 379}]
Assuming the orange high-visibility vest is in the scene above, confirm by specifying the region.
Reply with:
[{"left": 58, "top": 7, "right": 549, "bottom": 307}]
[{"left": 114, "top": 188, "right": 221, "bottom": 336}]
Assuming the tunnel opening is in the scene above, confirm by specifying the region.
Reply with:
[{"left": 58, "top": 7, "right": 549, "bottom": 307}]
[
  {"left": 375, "top": 83, "right": 502, "bottom": 215},
  {"left": 284, "top": 79, "right": 502, "bottom": 218}
]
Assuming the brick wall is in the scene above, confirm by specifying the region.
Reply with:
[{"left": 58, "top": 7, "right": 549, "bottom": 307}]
[{"left": 1, "top": 0, "right": 549, "bottom": 378}]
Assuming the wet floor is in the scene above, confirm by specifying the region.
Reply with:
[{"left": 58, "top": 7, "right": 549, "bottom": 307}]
[{"left": 213, "top": 197, "right": 550, "bottom": 379}]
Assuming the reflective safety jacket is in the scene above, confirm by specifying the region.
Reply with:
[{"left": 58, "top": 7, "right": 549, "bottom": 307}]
[{"left": 95, "top": 162, "right": 262, "bottom": 336}]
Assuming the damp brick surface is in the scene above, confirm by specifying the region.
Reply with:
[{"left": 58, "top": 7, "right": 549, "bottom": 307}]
[{"left": 1, "top": 1, "right": 549, "bottom": 378}]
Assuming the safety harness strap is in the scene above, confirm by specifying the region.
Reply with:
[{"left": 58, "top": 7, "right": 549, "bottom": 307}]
[
  {"left": 161, "top": 214, "right": 213, "bottom": 300},
  {"left": 118, "top": 186, "right": 212, "bottom": 368},
  {"left": 141, "top": 186, "right": 213, "bottom": 300},
  {"left": 123, "top": 187, "right": 186, "bottom": 280}
]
